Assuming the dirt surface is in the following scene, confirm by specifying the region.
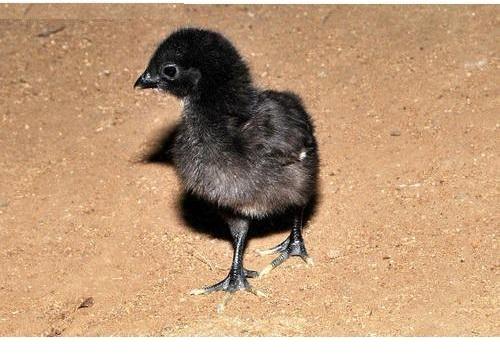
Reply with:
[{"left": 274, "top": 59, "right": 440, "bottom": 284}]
[{"left": 0, "top": 4, "right": 498, "bottom": 336}]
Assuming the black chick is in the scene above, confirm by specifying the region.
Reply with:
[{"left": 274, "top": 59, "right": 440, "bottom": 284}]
[{"left": 135, "top": 28, "right": 318, "bottom": 298}]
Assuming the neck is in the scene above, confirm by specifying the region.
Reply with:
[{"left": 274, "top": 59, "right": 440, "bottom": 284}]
[
  {"left": 181, "top": 83, "right": 257, "bottom": 145},
  {"left": 190, "top": 81, "right": 257, "bottom": 117}
]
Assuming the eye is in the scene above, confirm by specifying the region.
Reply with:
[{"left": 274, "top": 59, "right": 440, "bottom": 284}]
[{"left": 161, "top": 64, "right": 178, "bottom": 80}]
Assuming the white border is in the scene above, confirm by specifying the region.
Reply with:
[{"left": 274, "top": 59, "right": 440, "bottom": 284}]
[{"left": 1, "top": 337, "right": 499, "bottom": 354}]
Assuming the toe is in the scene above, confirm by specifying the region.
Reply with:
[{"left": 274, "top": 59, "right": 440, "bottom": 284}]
[
  {"left": 304, "top": 256, "right": 314, "bottom": 266},
  {"left": 190, "top": 288, "right": 208, "bottom": 296},
  {"left": 258, "top": 264, "right": 274, "bottom": 278},
  {"left": 255, "top": 248, "right": 276, "bottom": 256},
  {"left": 255, "top": 238, "right": 290, "bottom": 257},
  {"left": 189, "top": 277, "right": 228, "bottom": 295},
  {"left": 216, "top": 293, "right": 233, "bottom": 313},
  {"left": 244, "top": 268, "right": 259, "bottom": 278},
  {"left": 248, "top": 287, "right": 268, "bottom": 297},
  {"left": 259, "top": 252, "right": 290, "bottom": 278}
]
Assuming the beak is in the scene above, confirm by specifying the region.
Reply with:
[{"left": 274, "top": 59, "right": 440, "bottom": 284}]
[{"left": 134, "top": 71, "right": 159, "bottom": 89}]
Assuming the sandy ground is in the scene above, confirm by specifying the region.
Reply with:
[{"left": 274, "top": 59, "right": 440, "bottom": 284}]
[{"left": 0, "top": 4, "right": 498, "bottom": 336}]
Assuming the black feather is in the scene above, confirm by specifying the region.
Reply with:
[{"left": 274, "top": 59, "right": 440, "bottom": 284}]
[
  {"left": 135, "top": 28, "right": 320, "bottom": 295},
  {"left": 136, "top": 28, "right": 318, "bottom": 218}
]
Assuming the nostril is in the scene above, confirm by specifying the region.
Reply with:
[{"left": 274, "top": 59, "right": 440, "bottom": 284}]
[{"left": 162, "top": 64, "right": 178, "bottom": 80}]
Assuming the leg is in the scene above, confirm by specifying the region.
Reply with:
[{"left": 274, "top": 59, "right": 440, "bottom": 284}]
[
  {"left": 190, "top": 216, "right": 264, "bottom": 296},
  {"left": 229, "top": 227, "right": 258, "bottom": 278},
  {"left": 258, "top": 208, "right": 314, "bottom": 277}
]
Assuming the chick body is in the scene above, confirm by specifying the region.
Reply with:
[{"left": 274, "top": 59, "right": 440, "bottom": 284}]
[
  {"left": 135, "top": 27, "right": 319, "bottom": 299},
  {"left": 174, "top": 89, "right": 318, "bottom": 218}
]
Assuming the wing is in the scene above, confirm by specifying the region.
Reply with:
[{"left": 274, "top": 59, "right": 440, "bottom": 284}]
[{"left": 240, "top": 90, "right": 317, "bottom": 166}]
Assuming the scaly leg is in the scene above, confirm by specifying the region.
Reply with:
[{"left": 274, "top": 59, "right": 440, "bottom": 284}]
[
  {"left": 190, "top": 216, "right": 265, "bottom": 309},
  {"left": 257, "top": 208, "right": 314, "bottom": 277}
]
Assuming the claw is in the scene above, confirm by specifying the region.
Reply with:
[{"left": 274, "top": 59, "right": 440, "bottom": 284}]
[
  {"left": 189, "top": 288, "right": 207, "bottom": 296},
  {"left": 216, "top": 293, "right": 233, "bottom": 313},
  {"left": 303, "top": 256, "right": 314, "bottom": 266},
  {"left": 258, "top": 264, "right": 274, "bottom": 278},
  {"left": 248, "top": 287, "right": 268, "bottom": 297},
  {"left": 259, "top": 250, "right": 290, "bottom": 278}
]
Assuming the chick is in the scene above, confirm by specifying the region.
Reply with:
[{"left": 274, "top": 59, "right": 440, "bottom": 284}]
[{"left": 135, "top": 28, "right": 318, "bottom": 299}]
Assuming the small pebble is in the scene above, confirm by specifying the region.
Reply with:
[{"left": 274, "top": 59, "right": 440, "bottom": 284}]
[{"left": 77, "top": 297, "right": 94, "bottom": 309}]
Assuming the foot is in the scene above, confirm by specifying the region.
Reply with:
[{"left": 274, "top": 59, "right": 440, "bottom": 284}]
[
  {"left": 190, "top": 270, "right": 266, "bottom": 313},
  {"left": 257, "top": 236, "right": 314, "bottom": 278},
  {"left": 190, "top": 270, "right": 266, "bottom": 296}
]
